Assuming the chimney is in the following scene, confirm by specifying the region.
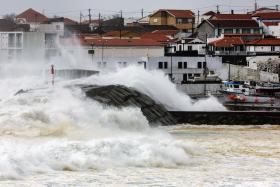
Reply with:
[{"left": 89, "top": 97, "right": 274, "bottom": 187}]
[
  {"left": 276, "top": 5, "right": 279, "bottom": 11},
  {"left": 231, "top": 10, "right": 234, "bottom": 14}
]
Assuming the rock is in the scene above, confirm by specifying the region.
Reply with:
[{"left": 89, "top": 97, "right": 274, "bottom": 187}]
[{"left": 82, "top": 85, "right": 177, "bottom": 126}]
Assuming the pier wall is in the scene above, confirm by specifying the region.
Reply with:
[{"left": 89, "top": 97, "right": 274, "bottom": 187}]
[{"left": 170, "top": 111, "right": 280, "bottom": 125}]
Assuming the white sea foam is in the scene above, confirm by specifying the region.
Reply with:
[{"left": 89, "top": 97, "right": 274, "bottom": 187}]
[
  {"left": 0, "top": 70, "right": 193, "bottom": 179},
  {"left": 0, "top": 61, "right": 225, "bottom": 179}
]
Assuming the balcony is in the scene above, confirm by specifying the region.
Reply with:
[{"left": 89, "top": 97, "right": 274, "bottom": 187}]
[{"left": 212, "top": 51, "right": 247, "bottom": 56}]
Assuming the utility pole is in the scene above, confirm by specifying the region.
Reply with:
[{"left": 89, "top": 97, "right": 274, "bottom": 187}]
[
  {"left": 119, "top": 10, "right": 123, "bottom": 39},
  {"left": 88, "top": 9, "right": 92, "bottom": 23},
  {"left": 80, "top": 11, "right": 82, "bottom": 24},
  {"left": 204, "top": 34, "right": 208, "bottom": 96},
  {"left": 98, "top": 13, "right": 101, "bottom": 27},
  {"left": 197, "top": 10, "right": 200, "bottom": 27},
  {"left": 216, "top": 5, "right": 220, "bottom": 14},
  {"left": 141, "top": 8, "right": 144, "bottom": 18},
  {"left": 255, "top": 0, "right": 258, "bottom": 11}
]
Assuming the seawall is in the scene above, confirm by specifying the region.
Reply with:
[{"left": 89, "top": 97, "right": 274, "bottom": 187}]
[{"left": 170, "top": 111, "right": 280, "bottom": 125}]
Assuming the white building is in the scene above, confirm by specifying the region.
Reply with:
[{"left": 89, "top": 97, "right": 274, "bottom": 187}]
[
  {"left": 16, "top": 8, "right": 48, "bottom": 32},
  {"left": 0, "top": 31, "right": 57, "bottom": 62}
]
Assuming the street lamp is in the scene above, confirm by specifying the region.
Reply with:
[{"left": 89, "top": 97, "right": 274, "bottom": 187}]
[
  {"left": 88, "top": 43, "right": 95, "bottom": 65},
  {"left": 165, "top": 45, "right": 176, "bottom": 82}
]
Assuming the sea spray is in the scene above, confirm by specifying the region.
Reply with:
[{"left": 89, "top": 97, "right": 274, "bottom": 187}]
[
  {"left": 0, "top": 75, "right": 193, "bottom": 179},
  {"left": 81, "top": 66, "right": 226, "bottom": 111},
  {"left": 0, "top": 62, "right": 224, "bottom": 179}
]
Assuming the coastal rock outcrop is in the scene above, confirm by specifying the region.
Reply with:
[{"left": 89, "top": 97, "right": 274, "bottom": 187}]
[{"left": 82, "top": 85, "right": 177, "bottom": 126}]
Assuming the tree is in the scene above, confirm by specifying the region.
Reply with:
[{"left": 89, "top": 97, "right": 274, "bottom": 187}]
[{"left": 3, "top": 13, "right": 16, "bottom": 23}]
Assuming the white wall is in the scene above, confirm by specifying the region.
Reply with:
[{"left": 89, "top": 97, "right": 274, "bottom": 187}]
[
  {"left": 87, "top": 46, "right": 164, "bottom": 58},
  {"left": 39, "top": 22, "right": 65, "bottom": 36},
  {"left": 268, "top": 24, "right": 280, "bottom": 38},
  {"left": 260, "top": 71, "right": 279, "bottom": 82},
  {"left": 247, "top": 45, "right": 280, "bottom": 52}
]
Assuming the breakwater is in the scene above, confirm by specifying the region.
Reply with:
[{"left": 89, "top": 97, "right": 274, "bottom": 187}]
[{"left": 170, "top": 111, "right": 280, "bottom": 125}]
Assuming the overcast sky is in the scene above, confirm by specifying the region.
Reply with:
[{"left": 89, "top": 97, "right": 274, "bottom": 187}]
[{"left": 1, "top": 0, "right": 279, "bottom": 20}]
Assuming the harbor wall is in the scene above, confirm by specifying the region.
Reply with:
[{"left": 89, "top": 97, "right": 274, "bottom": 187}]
[{"left": 170, "top": 111, "right": 280, "bottom": 125}]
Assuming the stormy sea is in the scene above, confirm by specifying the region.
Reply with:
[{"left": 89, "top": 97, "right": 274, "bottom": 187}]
[{"left": 0, "top": 61, "right": 279, "bottom": 187}]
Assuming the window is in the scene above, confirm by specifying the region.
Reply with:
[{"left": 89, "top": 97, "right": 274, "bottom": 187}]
[
  {"left": 203, "top": 62, "right": 207, "bottom": 68},
  {"left": 179, "top": 45, "right": 182, "bottom": 51},
  {"left": 272, "top": 46, "right": 275, "bottom": 51},
  {"left": 8, "top": 33, "right": 15, "bottom": 48},
  {"left": 16, "top": 33, "right": 22, "bottom": 48},
  {"left": 182, "top": 74, "right": 188, "bottom": 83},
  {"left": 188, "top": 73, "right": 194, "bottom": 79},
  {"left": 234, "top": 85, "right": 239, "bottom": 88},
  {"left": 183, "top": 62, "right": 187, "bottom": 69},
  {"left": 236, "top": 29, "right": 241, "bottom": 34},
  {"left": 164, "top": 62, "right": 168, "bottom": 69},
  {"left": 123, "top": 62, "right": 127, "bottom": 67},
  {"left": 242, "top": 28, "right": 251, "bottom": 34},
  {"left": 197, "top": 62, "right": 202, "bottom": 69},
  {"left": 178, "top": 61, "right": 182, "bottom": 69},
  {"left": 158, "top": 62, "right": 163, "bottom": 69},
  {"left": 103, "top": 61, "right": 107, "bottom": 67},
  {"left": 254, "top": 29, "right": 260, "bottom": 34},
  {"left": 224, "top": 29, "right": 233, "bottom": 34},
  {"left": 176, "top": 18, "right": 183, "bottom": 24},
  {"left": 56, "top": 25, "right": 61, "bottom": 30},
  {"left": 176, "top": 18, "right": 190, "bottom": 24},
  {"left": 188, "top": 46, "right": 192, "bottom": 51}
]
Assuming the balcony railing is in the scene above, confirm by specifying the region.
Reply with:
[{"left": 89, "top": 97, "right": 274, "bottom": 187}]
[{"left": 212, "top": 51, "right": 247, "bottom": 56}]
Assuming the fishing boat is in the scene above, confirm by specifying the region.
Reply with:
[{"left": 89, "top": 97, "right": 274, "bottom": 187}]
[
  {"left": 220, "top": 81, "right": 275, "bottom": 104},
  {"left": 255, "top": 82, "right": 280, "bottom": 96}
]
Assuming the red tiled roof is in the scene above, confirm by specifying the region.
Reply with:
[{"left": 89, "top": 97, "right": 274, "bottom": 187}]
[
  {"left": 252, "top": 12, "right": 280, "bottom": 20},
  {"left": 210, "top": 14, "right": 252, "bottom": 20},
  {"left": 141, "top": 33, "right": 170, "bottom": 42},
  {"left": 208, "top": 19, "right": 259, "bottom": 28},
  {"left": 16, "top": 8, "right": 48, "bottom": 23},
  {"left": 103, "top": 30, "right": 141, "bottom": 37},
  {"left": 152, "top": 9, "right": 194, "bottom": 18},
  {"left": 209, "top": 37, "right": 244, "bottom": 48},
  {"left": 64, "top": 18, "right": 78, "bottom": 25},
  {"left": 78, "top": 38, "right": 165, "bottom": 47},
  {"left": 247, "top": 38, "right": 280, "bottom": 46},
  {"left": 203, "top": 11, "right": 216, "bottom": 16},
  {"left": 166, "top": 10, "right": 194, "bottom": 18},
  {"left": 151, "top": 29, "right": 179, "bottom": 35}
]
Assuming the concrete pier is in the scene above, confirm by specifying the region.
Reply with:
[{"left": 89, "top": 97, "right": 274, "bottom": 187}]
[{"left": 170, "top": 111, "right": 280, "bottom": 125}]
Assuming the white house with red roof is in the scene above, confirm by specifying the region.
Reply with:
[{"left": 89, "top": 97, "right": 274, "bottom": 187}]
[
  {"left": 246, "top": 38, "right": 280, "bottom": 54},
  {"left": 16, "top": 8, "right": 48, "bottom": 31},
  {"left": 252, "top": 11, "right": 280, "bottom": 38}
]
